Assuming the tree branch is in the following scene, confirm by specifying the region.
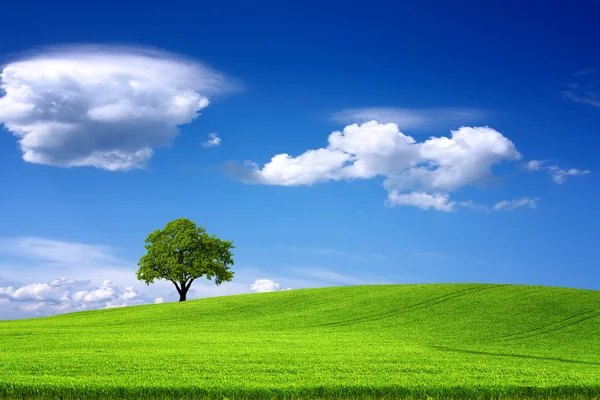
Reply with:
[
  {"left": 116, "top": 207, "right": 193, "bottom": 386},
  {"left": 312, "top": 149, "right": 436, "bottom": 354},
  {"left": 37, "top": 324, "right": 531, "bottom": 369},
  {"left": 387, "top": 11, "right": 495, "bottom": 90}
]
[
  {"left": 170, "top": 280, "right": 182, "bottom": 293},
  {"left": 185, "top": 279, "right": 195, "bottom": 291}
]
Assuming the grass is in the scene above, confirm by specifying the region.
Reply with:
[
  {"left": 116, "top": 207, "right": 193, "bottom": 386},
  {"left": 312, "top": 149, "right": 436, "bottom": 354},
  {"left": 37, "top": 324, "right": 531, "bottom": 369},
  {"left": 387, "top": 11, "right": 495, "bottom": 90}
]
[{"left": 1, "top": 283, "right": 600, "bottom": 399}]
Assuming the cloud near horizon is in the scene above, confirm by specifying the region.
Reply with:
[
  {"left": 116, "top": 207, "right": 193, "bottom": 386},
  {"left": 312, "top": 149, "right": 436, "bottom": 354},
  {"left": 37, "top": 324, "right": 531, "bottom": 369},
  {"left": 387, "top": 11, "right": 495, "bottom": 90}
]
[
  {"left": 227, "top": 121, "right": 531, "bottom": 211},
  {"left": 1, "top": 237, "right": 380, "bottom": 319},
  {"left": 249, "top": 279, "right": 291, "bottom": 293},
  {"left": 0, "top": 277, "right": 151, "bottom": 318},
  {"left": 0, "top": 45, "right": 236, "bottom": 171}
]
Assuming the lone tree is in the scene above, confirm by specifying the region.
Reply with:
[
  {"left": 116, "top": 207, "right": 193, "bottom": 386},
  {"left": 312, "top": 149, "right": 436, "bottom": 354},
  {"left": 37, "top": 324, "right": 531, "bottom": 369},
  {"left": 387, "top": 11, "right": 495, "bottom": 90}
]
[{"left": 136, "top": 218, "right": 235, "bottom": 302}]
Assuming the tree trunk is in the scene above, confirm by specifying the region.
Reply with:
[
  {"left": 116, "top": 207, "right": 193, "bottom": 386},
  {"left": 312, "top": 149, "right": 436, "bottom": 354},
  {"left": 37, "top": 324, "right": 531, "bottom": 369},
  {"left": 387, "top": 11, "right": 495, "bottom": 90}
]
[{"left": 178, "top": 290, "right": 187, "bottom": 302}]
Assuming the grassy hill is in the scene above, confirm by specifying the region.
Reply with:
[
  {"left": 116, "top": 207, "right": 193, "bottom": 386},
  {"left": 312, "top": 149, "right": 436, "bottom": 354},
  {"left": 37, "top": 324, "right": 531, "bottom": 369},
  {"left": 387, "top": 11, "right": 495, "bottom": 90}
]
[{"left": 1, "top": 283, "right": 600, "bottom": 399}]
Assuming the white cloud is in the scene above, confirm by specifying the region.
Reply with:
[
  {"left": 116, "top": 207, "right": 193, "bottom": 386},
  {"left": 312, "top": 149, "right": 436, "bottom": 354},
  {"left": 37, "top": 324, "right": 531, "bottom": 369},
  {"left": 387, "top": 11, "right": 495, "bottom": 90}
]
[
  {"left": 0, "top": 236, "right": 249, "bottom": 318},
  {"left": 0, "top": 278, "right": 145, "bottom": 317},
  {"left": 0, "top": 44, "right": 235, "bottom": 171},
  {"left": 0, "top": 237, "right": 393, "bottom": 319},
  {"left": 228, "top": 121, "right": 521, "bottom": 210},
  {"left": 247, "top": 148, "right": 352, "bottom": 186},
  {"left": 0, "top": 237, "right": 124, "bottom": 267},
  {"left": 493, "top": 197, "right": 539, "bottom": 211},
  {"left": 250, "top": 279, "right": 291, "bottom": 293},
  {"left": 331, "top": 107, "right": 488, "bottom": 131},
  {"left": 385, "top": 192, "right": 504, "bottom": 212},
  {"left": 202, "top": 132, "right": 221, "bottom": 148},
  {"left": 547, "top": 166, "right": 591, "bottom": 184},
  {"left": 523, "top": 160, "right": 590, "bottom": 184},
  {"left": 386, "top": 192, "right": 457, "bottom": 212},
  {"left": 524, "top": 160, "right": 546, "bottom": 171}
]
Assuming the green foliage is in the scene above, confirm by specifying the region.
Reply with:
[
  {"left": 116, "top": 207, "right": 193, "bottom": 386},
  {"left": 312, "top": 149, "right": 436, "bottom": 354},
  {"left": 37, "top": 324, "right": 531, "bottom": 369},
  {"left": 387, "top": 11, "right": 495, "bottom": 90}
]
[
  {"left": 136, "top": 218, "right": 234, "bottom": 301},
  {"left": 1, "top": 284, "right": 600, "bottom": 399}
]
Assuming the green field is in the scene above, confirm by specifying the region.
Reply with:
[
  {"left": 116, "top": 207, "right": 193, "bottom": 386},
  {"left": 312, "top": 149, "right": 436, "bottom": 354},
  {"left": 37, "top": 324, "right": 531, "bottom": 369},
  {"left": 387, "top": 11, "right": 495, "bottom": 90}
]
[{"left": 1, "top": 283, "right": 600, "bottom": 399}]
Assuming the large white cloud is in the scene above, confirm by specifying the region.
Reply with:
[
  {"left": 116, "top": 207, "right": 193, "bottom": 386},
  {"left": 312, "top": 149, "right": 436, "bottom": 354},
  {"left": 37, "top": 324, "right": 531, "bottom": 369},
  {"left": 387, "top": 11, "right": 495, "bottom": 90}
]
[
  {"left": 229, "top": 121, "right": 522, "bottom": 210},
  {"left": 0, "top": 45, "right": 235, "bottom": 170}
]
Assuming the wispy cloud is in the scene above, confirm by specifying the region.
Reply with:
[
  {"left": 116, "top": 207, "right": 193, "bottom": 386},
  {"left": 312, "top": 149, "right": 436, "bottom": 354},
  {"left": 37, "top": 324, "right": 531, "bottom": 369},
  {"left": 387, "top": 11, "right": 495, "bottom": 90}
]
[
  {"left": 562, "top": 69, "right": 600, "bottom": 108},
  {"left": 573, "top": 69, "right": 596, "bottom": 78},
  {"left": 0, "top": 237, "right": 126, "bottom": 268},
  {"left": 0, "top": 44, "right": 237, "bottom": 171},
  {"left": 291, "top": 267, "right": 390, "bottom": 286},
  {"left": 331, "top": 107, "right": 489, "bottom": 131},
  {"left": 562, "top": 91, "right": 600, "bottom": 107},
  {"left": 493, "top": 197, "right": 539, "bottom": 211},
  {"left": 279, "top": 244, "right": 387, "bottom": 262},
  {"left": 522, "top": 160, "right": 591, "bottom": 184},
  {"left": 386, "top": 193, "right": 540, "bottom": 213},
  {"left": 202, "top": 132, "right": 221, "bottom": 148}
]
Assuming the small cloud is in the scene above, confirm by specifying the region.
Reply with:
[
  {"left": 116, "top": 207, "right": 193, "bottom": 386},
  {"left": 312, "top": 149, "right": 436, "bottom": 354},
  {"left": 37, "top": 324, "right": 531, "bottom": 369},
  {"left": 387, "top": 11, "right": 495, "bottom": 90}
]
[
  {"left": 523, "top": 159, "right": 547, "bottom": 171},
  {"left": 386, "top": 191, "right": 457, "bottom": 212},
  {"left": 202, "top": 132, "right": 221, "bottom": 148},
  {"left": 154, "top": 297, "right": 165, "bottom": 304},
  {"left": 457, "top": 200, "right": 491, "bottom": 212},
  {"left": 493, "top": 197, "right": 539, "bottom": 211},
  {"left": 522, "top": 160, "right": 591, "bottom": 184},
  {"left": 547, "top": 166, "right": 591, "bottom": 184},
  {"left": 250, "top": 279, "right": 290, "bottom": 293}
]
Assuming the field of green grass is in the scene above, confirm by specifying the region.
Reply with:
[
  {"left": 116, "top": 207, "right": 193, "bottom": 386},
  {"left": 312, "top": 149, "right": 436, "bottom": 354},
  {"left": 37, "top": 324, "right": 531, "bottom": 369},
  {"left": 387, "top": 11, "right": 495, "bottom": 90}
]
[{"left": 1, "top": 283, "right": 600, "bottom": 399}]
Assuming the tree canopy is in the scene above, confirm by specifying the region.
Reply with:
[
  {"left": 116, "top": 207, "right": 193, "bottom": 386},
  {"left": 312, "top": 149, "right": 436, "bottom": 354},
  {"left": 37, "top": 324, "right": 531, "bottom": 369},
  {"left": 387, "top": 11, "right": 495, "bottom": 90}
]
[{"left": 136, "top": 218, "right": 234, "bottom": 301}]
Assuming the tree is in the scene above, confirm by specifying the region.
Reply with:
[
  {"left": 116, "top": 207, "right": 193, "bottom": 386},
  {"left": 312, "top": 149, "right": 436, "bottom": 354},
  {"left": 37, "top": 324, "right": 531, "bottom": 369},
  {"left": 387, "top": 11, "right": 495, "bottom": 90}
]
[{"left": 136, "top": 218, "right": 235, "bottom": 302}]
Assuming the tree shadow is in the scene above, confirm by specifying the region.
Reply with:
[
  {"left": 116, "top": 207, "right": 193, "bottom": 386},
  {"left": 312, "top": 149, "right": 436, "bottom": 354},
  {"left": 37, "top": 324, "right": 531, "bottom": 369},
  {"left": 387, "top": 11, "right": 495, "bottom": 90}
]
[{"left": 432, "top": 345, "right": 600, "bottom": 366}]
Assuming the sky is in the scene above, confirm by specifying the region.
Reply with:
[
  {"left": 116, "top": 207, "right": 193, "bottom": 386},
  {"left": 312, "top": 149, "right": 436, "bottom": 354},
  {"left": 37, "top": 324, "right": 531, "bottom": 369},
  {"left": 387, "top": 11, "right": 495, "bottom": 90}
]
[{"left": 0, "top": 0, "right": 599, "bottom": 319}]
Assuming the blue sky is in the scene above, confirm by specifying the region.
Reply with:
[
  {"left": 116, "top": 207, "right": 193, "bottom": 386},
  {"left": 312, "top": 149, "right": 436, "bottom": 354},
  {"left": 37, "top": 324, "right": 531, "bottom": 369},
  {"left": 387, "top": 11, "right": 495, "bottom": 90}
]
[{"left": 0, "top": 1, "right": 598, "bottom": 319}]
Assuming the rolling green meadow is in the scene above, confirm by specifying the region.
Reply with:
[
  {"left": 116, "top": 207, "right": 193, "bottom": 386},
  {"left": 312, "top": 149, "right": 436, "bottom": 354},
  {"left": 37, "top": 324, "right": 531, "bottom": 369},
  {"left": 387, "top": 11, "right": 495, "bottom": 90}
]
[{"left": 1, "top": 283, "right": 600, "bottom": 399}]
